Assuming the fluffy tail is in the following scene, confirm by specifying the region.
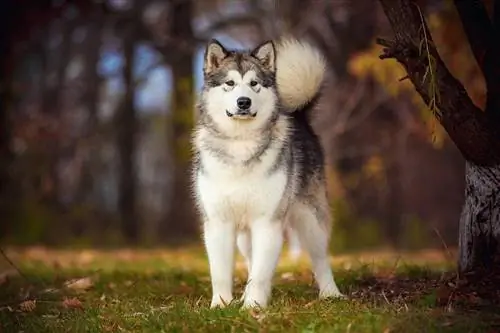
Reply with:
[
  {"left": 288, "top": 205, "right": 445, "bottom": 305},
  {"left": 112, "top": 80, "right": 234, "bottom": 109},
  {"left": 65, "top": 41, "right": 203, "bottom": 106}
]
[{"left": 275, "top": 38, "right": 326, "bottom": 111}]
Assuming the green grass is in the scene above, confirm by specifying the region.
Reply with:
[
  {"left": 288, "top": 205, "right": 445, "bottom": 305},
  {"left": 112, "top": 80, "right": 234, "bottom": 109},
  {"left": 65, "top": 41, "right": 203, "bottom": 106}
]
[{"left": 0, "top": 247, "right": 499, "bottom": 332}]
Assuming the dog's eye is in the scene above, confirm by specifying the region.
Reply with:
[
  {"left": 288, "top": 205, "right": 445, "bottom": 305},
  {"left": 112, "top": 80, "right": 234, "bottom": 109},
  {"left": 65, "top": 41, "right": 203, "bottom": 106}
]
[
  {"left": 250, "top": 80, "right": 258, "bottom": 87},
  {"left": 225, "top": 80, "right": 235, "bottom": 86}
]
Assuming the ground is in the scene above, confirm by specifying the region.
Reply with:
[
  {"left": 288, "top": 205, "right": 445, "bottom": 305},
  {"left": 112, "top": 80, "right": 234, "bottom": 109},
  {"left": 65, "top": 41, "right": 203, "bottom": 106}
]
[{"left": 0, "top": 247, "right": 499, "bottom": 333}]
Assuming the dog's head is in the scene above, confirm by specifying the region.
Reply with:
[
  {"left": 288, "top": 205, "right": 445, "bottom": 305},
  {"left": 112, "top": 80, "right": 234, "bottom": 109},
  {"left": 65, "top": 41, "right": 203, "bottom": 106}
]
[{"left": 200, "top": 39, "right": 278, "bottom": 136}]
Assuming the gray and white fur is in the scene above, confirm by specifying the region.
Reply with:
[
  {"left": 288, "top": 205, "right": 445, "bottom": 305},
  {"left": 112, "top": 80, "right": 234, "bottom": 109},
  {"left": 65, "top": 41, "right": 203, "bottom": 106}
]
[{"left": 192, "top": 37, "right": 343, "bottom": 309}]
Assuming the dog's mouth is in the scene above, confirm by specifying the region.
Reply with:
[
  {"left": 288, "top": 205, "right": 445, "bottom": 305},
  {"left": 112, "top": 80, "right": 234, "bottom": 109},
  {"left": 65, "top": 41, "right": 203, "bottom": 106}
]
[{"left": 226, "top": 109, "right": 257, "bottom": 119}]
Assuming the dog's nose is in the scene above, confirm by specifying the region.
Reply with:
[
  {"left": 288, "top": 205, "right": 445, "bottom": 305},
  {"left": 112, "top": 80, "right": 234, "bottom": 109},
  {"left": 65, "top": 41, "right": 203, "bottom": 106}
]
[{"left": 237, "top": 97, "right": 252, "bottom": 110}]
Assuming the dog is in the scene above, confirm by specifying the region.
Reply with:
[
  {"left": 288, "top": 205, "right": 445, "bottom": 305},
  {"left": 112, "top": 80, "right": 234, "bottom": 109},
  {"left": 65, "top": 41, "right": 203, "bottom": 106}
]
[{"left": 191, "top": 37, "right": 343, "bottom": 309}]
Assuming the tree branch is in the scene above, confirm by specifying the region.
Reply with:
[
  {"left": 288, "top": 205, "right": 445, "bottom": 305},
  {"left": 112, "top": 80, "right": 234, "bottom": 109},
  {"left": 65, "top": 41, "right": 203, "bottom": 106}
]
[
  {"left": 377, "top": 0, "right": 500, "bottom": 166},
  {"left": 494, "top": 0, "right": 500, "bottom": 32},
  {"left": 454, "top": 0, "right": 500, "bottom": 118},
  {"left": 453, "top": 0, "right": 493, "bottom": 71}
]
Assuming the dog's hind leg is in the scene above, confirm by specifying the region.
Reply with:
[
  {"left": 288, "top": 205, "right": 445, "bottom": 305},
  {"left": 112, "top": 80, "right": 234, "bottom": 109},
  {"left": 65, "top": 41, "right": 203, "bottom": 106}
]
[
  {"left": 237, "top": 230, "right": 252, "bottom": 273},
  {"left": 290, "top": 202, "right": 344, "bottom": 299},
  {"left": 286, "top": 226, "right": 302, "bottom": 261},
  {"left": 237, "top": 230, "right": 252, "bottom": 302}
]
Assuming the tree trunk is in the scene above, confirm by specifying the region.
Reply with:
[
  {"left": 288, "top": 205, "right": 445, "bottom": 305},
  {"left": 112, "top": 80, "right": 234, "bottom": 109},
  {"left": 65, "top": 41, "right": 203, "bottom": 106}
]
[
  {"left": 459, "top": 162, "right": 500, "bottom": 273},
  {"left": 42, "top": 17, "right": 74, "bottom": 209},
  {"left": 76, "top": 8, "right": 103, "bottom": 206},
  {"left": 160, "top": 0, "right": 198, "bottom": 240},
  {"left": 377, "top": 0, "right": 500, "bottom": 275},
  {"left": 0, "top": 3, "right": 16, "bottom": 240},
  {"left": 117, "top": 17, "right": 139, "bottom": 244}
]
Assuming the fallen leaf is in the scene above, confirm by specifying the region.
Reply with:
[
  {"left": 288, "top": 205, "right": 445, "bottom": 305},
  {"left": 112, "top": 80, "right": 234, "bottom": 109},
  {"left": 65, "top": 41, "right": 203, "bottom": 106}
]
[
  {"left": 304, "top": 300, "right": 317, "bottom": 308},
  {"left": 64, "top": 277, "right": 94, "bottom": 292},
  {"left": 62, "top": 297, "right": 83, "bottom": 310},
  {"left": 19, "top": 300, "right": 36, "bottom": 312},
  {"left": 436, "top": 285, "right": 453, "bottom": 306},
  {"left": 249, "top": 308, "right": 266, "bottom": 322},
  {"left": 280, "top": 272, "right": 294, "bottom": 281},
  {"left": 0, "top": 269, "right": 17, "bottom": 286},
  {"left": 172, "top": 284, "right": 193, "bottom": 295}
]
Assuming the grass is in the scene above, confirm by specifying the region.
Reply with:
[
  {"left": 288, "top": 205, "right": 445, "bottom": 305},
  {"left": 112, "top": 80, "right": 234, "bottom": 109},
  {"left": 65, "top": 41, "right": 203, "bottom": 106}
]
[{"left": 1, "top": 246, "right": 499, "bottom": 333}]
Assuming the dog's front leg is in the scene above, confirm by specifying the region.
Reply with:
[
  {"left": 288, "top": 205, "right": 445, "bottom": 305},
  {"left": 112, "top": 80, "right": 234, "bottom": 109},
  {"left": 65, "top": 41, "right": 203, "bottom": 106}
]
[
  {"left": 242, "top": 220, "right": 283, "bottom": 309},
  {"left": 204, "top": 220, "right": 236, "bottom": 308}
]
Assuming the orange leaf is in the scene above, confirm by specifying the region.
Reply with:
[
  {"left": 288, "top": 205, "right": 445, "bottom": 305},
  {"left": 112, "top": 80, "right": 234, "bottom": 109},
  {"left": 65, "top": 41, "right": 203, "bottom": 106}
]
[{"left": 62, "top": 297, "right": 83, "bottom": 310}]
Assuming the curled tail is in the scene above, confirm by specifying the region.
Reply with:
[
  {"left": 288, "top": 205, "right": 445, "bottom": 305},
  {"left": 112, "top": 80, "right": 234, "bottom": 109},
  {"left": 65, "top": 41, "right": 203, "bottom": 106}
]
[{"left": 275, "top": 38, "right": 326, "bottom": 111}]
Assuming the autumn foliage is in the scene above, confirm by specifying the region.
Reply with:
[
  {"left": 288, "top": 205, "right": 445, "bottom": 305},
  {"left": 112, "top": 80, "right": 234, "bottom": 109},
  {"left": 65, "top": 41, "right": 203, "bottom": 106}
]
[{"left": 349, "top": 5, "right": 486, "bottom": 148}]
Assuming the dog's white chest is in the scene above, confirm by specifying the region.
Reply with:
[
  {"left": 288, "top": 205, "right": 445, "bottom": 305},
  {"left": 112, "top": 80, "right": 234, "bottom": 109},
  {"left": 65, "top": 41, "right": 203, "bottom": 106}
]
[{"left": 196, "top": 151, "right": 287, "bottom": 226}]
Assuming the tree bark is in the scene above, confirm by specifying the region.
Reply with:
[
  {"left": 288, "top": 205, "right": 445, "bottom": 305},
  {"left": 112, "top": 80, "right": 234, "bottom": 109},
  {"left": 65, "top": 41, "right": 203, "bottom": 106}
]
[
  {"left": 377, "top": 0, "right": 500, "bottom": 274},
  {"left": 459, "top": 162, "right": 500, "bottom": 272},
  {"left": 117, "top": 14, "right": 139, "bottom": 244}
]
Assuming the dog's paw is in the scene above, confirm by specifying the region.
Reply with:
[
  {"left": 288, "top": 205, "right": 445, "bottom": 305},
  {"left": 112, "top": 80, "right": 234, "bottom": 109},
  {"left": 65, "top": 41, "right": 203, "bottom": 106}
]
[
  {"left": 241, "top": 298, "right": 266, "bottom": 310},
  {"left": 319, "top": 289, "right": 346, "bottom": 300},
  {"left": 242, "top": 287, "right": 269, "bottom": 309},
  {"left": 210, "top": 295, "right": 233, "bottom": 309}
]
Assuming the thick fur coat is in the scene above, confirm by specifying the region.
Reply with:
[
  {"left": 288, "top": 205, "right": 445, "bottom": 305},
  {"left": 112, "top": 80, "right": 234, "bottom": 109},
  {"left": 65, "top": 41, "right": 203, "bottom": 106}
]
[{"left": 191, "top": 37, "right": 343, "bottom": 309}]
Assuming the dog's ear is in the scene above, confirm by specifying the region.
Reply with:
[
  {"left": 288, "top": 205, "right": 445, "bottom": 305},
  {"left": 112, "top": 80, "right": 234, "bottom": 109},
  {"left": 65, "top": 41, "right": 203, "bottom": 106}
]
[
  {"left": 204, "top": 39, "right": 228, "bottom": 74},
  {"left": 251, "top": 41, "right": 275, "bottom": 72}
]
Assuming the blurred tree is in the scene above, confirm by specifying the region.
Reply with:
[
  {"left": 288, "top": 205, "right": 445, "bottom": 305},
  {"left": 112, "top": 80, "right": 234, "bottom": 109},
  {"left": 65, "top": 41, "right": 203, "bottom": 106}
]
[
  {"left": 0, "top": 2, "right": 19, "bottom": 239},
  {"left": 76, "top": 4, "right": 106, "bottom": 208},
  {"left": 0, "top": 0, "right": 72, "bottom": 239},
  {"left": 304, "top": 1, "right": 408, "bottom": 247},
  {"left": 161, "top": 0, "right": 198, "bottom": 239},
  {"left": 378, "top": 0, "right": 500, "bottom": 275},
  {"left": 117, "top": 3, "right": 139, "bottom": 243},
  {"left": 43, "top": 14, "right": 75, "bottom": 212}
]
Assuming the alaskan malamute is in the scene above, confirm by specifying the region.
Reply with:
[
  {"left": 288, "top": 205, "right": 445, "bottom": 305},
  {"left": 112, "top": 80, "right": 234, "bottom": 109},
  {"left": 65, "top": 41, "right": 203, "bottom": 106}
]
[{"left": 192, "top": 37, "right": 343, "bottom": 309}]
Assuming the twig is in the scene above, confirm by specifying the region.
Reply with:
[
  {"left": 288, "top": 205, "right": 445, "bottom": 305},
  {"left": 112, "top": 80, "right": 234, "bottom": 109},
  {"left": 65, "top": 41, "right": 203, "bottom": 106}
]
[
  {"left": 415, "top": 3, "right": 440, "bottom": 116},
  {"left": 431, "top": 227, "right": 453, "bottom": 264},
  {"left": 431, "top": 226, "right": 459, "bottom": 282},
  {"left": 391, "top": 256, "right": 402, "bottom": 275},
  {"left": 381, "top": 290, "right": 391, "bottom": 305},
  {"left": 0, "top": 248, "right": 30, "bottom": 282}
]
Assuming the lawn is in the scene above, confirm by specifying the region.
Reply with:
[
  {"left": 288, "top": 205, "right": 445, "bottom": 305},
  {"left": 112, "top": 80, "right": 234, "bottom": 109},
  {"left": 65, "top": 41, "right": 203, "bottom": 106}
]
[{"left": 0, "top": 247, "right": 499, "bottom": 333}]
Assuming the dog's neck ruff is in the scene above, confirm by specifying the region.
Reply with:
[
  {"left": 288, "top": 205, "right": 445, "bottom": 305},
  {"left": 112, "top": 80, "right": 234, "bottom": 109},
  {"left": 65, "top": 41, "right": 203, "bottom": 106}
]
[{"left": 197, "top": 112, "right": 288, "bottom": 167}]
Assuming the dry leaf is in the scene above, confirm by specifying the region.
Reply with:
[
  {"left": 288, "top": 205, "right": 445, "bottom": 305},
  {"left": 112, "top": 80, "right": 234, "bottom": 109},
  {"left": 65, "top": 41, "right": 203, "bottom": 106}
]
[
  {"left": 249, "top": 308, "right": 266, "bottom": 322},
  {"left": 0, "top": 269, "right": 18, "bottom": 286},
  {"left": 19, "top": 300, "right": 36, "bottom": 312},
  {"left": 62, "top": 297, "right": 83, "bottom": 310},
  {"left": 64, "top": 277, "right": 94, "bottom": 292},
  {"left": 304, "top": 300, "right": 317, "bottom": 308},
  {"left": 280, "top": 272, "right": 294, "bottom": 281}
]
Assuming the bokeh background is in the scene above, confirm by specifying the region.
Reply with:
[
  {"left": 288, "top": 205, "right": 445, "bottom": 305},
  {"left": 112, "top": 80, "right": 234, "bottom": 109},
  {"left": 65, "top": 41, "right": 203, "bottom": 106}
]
[{"left": 0, "top": 0, "right": 484, "bottom": 252}]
